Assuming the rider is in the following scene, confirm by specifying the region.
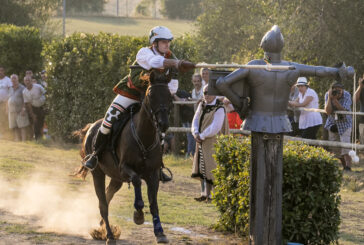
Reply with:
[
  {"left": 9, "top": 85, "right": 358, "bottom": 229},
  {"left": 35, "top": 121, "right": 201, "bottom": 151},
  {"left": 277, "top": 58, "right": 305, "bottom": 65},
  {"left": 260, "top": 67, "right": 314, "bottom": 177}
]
[{"left": 84, "top": 26, "right": 195, "bottom": 181}]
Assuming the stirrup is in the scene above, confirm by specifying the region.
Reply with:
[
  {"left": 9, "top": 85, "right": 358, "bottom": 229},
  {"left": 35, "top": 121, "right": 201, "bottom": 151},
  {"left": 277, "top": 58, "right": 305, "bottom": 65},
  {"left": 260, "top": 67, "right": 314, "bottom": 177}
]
[
  {"left": 83, "top": 153, "right": 98, "bottom": 171},
  {"left": 159, "top": 167, "right": 173, "bottom": 183}
]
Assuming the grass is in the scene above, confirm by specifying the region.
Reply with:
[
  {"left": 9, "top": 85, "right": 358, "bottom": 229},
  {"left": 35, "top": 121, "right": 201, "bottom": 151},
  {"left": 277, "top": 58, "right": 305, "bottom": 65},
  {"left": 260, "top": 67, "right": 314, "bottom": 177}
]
[
  {"left": 0, "top": 139, "right": 363, "bottom": 244},
  {"left": 51, "top": 16, "right": 195, "bottom": 36}
]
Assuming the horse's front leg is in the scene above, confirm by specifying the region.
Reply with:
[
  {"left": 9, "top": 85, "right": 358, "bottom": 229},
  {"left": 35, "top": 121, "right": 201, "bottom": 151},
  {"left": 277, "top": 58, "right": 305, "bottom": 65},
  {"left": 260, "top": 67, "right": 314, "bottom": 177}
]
[
  {"left": 91, "top": 168, "right": 115, "bottom": 245},
  {"left": 146, "top": 170, "right": 169, "bottom": 243},
  {"left": 122, "top": 164, "right": 145, "bottom": 225}
]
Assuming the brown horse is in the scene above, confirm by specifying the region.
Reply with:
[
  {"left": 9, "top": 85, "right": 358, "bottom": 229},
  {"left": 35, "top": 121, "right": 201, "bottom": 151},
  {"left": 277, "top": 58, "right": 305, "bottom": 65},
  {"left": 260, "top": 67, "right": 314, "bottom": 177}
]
[{"left": 75, "top": 70, "right": 173, "bottom": 244}]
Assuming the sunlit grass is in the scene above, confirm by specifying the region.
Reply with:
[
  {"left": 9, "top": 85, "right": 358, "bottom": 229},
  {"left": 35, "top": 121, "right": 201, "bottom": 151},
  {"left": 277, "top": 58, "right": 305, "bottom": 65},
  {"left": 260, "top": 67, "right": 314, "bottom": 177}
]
[{"left": 51, "top": 16, "right": 195, "bottom": 36}]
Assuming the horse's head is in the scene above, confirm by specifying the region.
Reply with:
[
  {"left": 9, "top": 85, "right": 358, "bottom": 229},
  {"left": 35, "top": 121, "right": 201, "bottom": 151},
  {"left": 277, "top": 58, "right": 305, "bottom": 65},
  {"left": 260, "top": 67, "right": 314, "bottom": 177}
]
[{"left": 144, "top": 70, "right": 173, "bottom": 133}]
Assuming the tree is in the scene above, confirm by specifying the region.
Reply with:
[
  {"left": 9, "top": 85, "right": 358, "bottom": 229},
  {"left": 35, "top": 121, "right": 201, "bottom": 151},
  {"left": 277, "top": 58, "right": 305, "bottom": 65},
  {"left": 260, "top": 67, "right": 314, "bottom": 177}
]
[
  {"left": 0, "top": 0, "right": 59, "bottom": 27},
  {"left": 66, "top": 0, "right": 107, "bottom": 14},
  {"left": 161, "top": 0, "right": 203, "bottom": 20},
  {"left": 197, "top": 0, "right": 364, "bottom": 95}
]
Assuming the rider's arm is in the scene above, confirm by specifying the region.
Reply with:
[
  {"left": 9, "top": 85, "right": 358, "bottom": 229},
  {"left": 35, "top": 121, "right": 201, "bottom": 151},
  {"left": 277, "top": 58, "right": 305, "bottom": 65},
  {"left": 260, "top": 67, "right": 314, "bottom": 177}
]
[
  {"left": 136, "top": 47, "right": 165, "bottom": 70},
  {"left": 136, "top": 47, "right": 180, "bottom": 70}
]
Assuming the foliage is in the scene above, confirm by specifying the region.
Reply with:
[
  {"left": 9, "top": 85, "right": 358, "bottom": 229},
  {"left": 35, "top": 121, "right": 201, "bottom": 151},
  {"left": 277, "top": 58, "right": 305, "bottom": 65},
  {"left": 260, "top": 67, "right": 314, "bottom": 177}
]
[
  {"left": 213, "top": 135, "right": 342, "bottom": 244},
  {"left": 135, "top": 0, "right": 156, "bottom": 17},
  {"left": 65, "top": 0, "right": 106, "bottom": 14},
  {"left": 0, "top": 24, "right": 43, "bottom": 78},
  {"left": 161, "top": 0, "right": 203, "bottom": 20},
  {"left": 197, "top": 0, "right": 364, "bottom": 97},
  {"left": 0, "top": 0, "right": 59, "bottom": 27},
  {"left": 43, "top": 33, "right": 200, "bottom": 141}
]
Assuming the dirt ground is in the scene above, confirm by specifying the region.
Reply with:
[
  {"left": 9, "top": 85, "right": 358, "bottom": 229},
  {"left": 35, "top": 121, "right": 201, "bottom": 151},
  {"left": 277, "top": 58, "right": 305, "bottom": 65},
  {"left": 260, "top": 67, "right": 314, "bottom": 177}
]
[
  {"left": 0, "top": 209, "right": 244, "bottom": 245},
  {"left": 0, "top": 140, "right": 245, "bottom": 245},
  {"left": 1, "top": 140, "right": 363, "bottom": 244}
]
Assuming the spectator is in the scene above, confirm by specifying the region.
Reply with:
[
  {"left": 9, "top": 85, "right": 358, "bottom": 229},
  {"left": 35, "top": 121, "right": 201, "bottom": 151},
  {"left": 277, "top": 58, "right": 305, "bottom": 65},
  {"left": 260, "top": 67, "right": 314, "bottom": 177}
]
[
  {"left": 200, "top": 68, "right": 209, "bottom": 86},
  {"left": 0, "top": 66, "right": 12, "bottom": 138},
  {"left": 324, "top": 81, "right": 352, "bottom": 171},
  {"left": 354, "top": 74, "right": 364, "bottom": 143},
  {"left": 23, "top": 76, "right": 46, "bottom": 140},
  {"left": 191, "top": 74, "right": 203, "bottom": 111},
  {"left": 173, "top": 89, "right": 195, "bottom": 157},
  {"left": 287, "top": 84, "right": 300, "bottom": 136},
  {"left": 289, "top": 77, "right": 322, "bottom": 139},
  {"left": 223, "top": 98, "right": 243, "bottom": 129},
  {"left": 7, "top": 74, "right": 29, "bottom": 141},
  {"left": 39, "top": 70, "right": 48, "bottom": 88},
  {"left": 25, "top": 70, "right": 33, "bottom": 78},
  {"left": 191, "top": 85, "right": 229, "bottom": 202}
]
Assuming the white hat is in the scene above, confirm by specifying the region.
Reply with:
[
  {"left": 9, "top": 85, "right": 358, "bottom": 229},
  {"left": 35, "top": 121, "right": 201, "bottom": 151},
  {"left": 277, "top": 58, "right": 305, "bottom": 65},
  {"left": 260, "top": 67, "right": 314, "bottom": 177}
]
[
  {"left": 149, "top": 26, "right": 174, "bottom": 44},
  {"left": 296, "top": 77, "right": 308, "bottom": 86}
]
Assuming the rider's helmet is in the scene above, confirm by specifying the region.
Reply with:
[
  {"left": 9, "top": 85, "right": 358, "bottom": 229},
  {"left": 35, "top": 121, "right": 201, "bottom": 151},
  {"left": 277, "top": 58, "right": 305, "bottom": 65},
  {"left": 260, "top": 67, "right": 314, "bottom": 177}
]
[{"left": 149, "top": 26, "right": 174, "bottom": 44}]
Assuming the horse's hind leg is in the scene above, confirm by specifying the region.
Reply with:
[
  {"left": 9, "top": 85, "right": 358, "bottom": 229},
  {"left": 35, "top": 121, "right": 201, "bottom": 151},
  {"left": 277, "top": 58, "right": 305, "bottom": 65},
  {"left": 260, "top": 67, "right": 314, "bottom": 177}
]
[
  {"left": 146, "top": 170, "right": 168, "bottom": 243},
  {"left": 92, "top": 168, "right": 115, "bottom": 244}
]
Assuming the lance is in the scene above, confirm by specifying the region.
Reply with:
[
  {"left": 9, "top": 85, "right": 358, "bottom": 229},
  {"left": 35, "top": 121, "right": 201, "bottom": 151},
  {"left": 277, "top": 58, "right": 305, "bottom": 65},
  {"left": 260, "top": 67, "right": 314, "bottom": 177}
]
[
  {"left": 130, "top": 63, "right": 296, "bottom": 71},
  {"left": 195, "top": 63, "right": 296, "bottom": 70}
]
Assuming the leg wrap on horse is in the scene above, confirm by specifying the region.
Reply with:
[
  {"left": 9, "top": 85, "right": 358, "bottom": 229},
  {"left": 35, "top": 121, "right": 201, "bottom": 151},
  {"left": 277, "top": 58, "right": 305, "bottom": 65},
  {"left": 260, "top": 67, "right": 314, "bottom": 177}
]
[
  {"left": 152, "top": 215, "right": 164, "bottom": 235},
  {"left": 134, "top": 186, "right": 144, "bottom": 210}
]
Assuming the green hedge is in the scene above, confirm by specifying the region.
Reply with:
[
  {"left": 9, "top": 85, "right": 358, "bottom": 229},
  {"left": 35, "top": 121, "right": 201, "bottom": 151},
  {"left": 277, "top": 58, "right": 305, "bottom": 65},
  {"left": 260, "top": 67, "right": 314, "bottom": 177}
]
[
  {"left": 43, "top": 33, "right": 199, "bottom": 141},
  {"left": 0, "top": 24, "right": 43, "bottom": 77},
  {"left": 213, "top": 135, "right": 342, "bottom": 244}
]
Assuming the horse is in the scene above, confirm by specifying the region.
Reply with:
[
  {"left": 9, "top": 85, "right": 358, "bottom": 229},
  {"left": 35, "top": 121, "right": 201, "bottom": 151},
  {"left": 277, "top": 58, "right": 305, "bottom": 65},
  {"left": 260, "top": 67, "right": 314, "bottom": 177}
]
[{"left": 75, "top": 70, "right": 173, "bottom": 244}]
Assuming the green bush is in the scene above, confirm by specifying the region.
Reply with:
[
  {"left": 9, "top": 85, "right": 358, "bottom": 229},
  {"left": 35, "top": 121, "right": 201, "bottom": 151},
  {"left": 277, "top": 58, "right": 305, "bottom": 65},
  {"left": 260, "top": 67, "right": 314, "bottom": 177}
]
[
  {"left": 43, "top": 32, "right": 199, "bottom": 141},
  {"left": 213, "top": 135, "right": 342, "bottom": 244},
  {"left": 0, "top": 24, "right": 43, "bottom": 77}
]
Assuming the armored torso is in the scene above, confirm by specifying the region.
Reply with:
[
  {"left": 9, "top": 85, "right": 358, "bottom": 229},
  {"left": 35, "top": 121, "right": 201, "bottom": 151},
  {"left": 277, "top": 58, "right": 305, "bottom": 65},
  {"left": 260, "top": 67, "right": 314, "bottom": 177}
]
[{"left": 243, "top": 59, "right": 299, "bottom": 133}]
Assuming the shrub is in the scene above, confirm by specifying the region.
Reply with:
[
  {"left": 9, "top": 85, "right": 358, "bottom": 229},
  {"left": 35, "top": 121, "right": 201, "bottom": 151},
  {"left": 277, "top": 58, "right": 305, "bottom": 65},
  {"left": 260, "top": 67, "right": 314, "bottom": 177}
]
[
  {"left": 43, "top": 32, "right": 199, "bottom": 141},
  {"left": 213, "top": 135, "right": 342, "bottom": 244},
  {"left": 0, "top": 24, "right": 43, "bottom": 77}
]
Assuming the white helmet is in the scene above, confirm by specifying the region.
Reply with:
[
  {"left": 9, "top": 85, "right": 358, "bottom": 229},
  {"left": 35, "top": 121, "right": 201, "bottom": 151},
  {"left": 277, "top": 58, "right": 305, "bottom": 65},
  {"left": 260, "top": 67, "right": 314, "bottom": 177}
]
[{"left": 149, "top": 26, "right": 173, "bottom": 44}]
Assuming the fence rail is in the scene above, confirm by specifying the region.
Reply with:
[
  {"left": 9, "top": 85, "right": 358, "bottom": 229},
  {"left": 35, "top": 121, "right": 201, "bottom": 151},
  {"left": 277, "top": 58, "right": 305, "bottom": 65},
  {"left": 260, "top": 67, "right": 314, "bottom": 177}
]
[
  {"left": 170, "top": 100, "right": 364, "bottom": 152},
  {"left": 172, "top": 100, "right": 364, "bottom": 116},
  {"left": 167, "top": 127, "right": 364, "bottom": 150}
]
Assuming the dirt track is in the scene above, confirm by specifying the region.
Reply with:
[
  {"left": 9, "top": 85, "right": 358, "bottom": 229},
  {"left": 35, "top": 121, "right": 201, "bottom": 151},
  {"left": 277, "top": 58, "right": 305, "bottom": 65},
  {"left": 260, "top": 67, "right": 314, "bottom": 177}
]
[{"left": 0, "top": 209, "right": 244, "bottom": 245}]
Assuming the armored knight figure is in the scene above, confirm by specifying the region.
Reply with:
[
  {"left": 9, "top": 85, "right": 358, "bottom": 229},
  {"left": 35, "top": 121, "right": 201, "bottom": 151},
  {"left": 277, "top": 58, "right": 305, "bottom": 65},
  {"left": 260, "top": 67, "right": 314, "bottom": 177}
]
[{"left": 214, "top": 25, "right": 354, "bottom": 245}]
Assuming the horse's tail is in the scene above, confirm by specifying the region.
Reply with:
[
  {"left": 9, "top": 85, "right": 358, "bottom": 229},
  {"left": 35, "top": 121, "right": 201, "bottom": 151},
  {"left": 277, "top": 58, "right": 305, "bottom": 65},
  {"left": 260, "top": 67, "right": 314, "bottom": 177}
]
[{"left": 71, "top": 123, "right": 93, "bottom": 179}]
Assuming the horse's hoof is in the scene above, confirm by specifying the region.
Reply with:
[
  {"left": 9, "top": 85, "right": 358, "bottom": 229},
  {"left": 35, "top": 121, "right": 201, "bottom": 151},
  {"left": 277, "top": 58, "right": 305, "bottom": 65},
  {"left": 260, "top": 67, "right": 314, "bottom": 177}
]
[
  {"left": 106, "top": 238, "right": 116, "bottom": 245},
  {"left": 133, "top": 209, "right": 144, "bottom": 225},
  {"left": 156, "top": 234, "right": 169, "bottom": 244}
]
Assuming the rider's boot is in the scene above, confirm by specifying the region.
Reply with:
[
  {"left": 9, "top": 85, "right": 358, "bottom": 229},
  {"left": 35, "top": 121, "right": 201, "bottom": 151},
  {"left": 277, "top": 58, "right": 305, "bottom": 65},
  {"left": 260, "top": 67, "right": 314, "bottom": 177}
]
[{"left": 84, "top": 130, "right": 109, "bottom": 170}]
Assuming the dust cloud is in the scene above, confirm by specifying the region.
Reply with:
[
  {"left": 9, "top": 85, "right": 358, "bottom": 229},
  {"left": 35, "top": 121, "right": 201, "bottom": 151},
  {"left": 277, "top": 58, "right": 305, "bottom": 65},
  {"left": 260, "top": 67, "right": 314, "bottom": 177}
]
[{"left": 0, "top": 174, "right": 100, "bottom": 237}]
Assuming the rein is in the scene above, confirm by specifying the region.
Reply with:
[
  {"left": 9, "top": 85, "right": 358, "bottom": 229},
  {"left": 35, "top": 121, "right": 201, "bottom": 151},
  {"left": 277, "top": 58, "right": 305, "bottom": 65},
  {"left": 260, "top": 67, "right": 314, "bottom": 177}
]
[{"left": 129, "top": 83, "right": 169, "bottom": 160}]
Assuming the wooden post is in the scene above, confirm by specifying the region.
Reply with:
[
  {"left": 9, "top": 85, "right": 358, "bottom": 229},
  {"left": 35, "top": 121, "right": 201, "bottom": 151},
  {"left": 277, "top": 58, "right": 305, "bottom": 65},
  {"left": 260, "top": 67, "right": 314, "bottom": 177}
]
[
  {"left": 172, "top": 104, "right": 181, "bottom": 155},
  {"left": 250, "top": 132, "right": 283, "bottom": 245}
]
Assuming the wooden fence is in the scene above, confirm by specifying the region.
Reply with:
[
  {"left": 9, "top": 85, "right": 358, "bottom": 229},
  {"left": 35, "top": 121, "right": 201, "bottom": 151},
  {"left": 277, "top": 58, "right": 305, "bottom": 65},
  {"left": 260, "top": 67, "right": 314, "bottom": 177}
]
[{"left": 169, "top": 101, "right": 364, "bottom": 154}]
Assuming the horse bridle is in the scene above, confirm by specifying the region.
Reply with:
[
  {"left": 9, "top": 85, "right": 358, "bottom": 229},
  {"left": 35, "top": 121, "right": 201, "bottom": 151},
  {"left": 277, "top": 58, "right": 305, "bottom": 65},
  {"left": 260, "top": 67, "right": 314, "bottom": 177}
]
[{"left": 130, "top": 83, "right": 171, "bottom": 160}]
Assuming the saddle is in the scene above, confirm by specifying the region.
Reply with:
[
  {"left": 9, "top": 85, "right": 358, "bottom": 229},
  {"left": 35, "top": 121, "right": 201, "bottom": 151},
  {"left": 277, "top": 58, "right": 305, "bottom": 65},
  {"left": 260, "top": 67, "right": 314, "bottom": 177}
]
[{"left": 108, "top": 103, "right": 141, "bottom": 163}]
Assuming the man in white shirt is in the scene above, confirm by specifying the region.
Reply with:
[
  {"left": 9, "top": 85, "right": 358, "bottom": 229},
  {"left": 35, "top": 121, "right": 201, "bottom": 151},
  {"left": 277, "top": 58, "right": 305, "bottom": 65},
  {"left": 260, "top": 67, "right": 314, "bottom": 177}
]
[
  {"left": 200, "top": 68, "right": 209, "bottom": 87},
  {"left": 191, "top": 85, "right": 229, "bottom": 202},
  {"left": 84, "top": 26, "right": 195, "bottom": 176},
  {"left": 0, "top": 66, "right": 12, "bottom": 137},
  {"left": 23, "top": 76, "right": 46, "bottom": 140}
]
